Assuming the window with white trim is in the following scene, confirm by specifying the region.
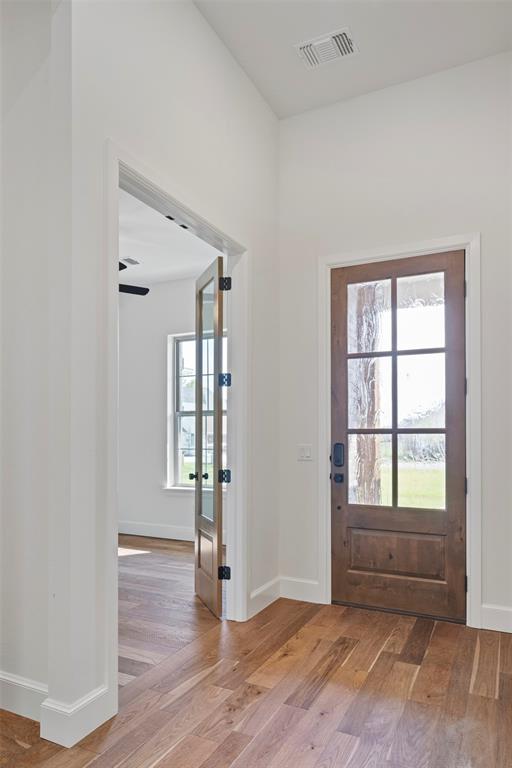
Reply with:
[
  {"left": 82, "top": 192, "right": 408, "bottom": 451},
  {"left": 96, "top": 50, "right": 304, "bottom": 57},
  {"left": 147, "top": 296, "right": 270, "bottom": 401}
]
[{"left": 168, "top": 334, "right": 227, "bottom": 488}]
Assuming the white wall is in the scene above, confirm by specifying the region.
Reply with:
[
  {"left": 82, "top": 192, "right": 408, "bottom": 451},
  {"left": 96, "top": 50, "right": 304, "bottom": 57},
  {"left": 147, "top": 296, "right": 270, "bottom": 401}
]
[
  {"left": 67, "top": 0, "right": 279, "bottom": 742},
  {"left": 278, "top": 52, "right": 512, "bottom": 626},
  {"left": 1, "top": 0, "right": 279, "bottom": 742},
  {"left": 0, "top": 0, "right": 67, "bottom": 719},
  {"left": 119, "top": 278, "right": 196, "bottom": 541}
]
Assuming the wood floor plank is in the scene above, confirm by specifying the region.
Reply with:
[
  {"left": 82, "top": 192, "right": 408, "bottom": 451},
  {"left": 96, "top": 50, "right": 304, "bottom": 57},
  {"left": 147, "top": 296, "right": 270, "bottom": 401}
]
[
  {"left": 410, "top": 621, "right": 462, "bottom": 708},
  {"left": 230, "top": 705, "right": 307, "bottom": 768},
  {"left": 312, "top": 731, "right": 359, "bottom": 768},
  {"left": 337, "top": 652, "right": 398, "bottom": 737},
  {"left": 356, "top": 660, "right": 418, "bottom": 744},
  {"left": 285, "top": 636, "right": 358, "bottom": 709},
  {"left": 38, "top": 748, "right": 97, "bottom": 767},
  {"left": 247, "top": 626, "right": 330, "bottom": 689},
  {"left": 196, "top": 732, "right": 252, "bottom": 768},
  {"left": 399, "top": 618, "right": 435, "bottom": 665},
  {"left": 306, "top": 605, "right": 347, "bottom": 630},
  {"left": 118, "top": 643, "right": 167, "bottom": 666},
  {"left": 429, "top": 627, "right": 478, "bottom": 768},
  {"left": 308, "top": 666, "right": 366, "bottom": 720},
  {"left": 216, "top": 604, "right": 323, "bottom": 691},
  {"left": 382, "top": 616, "right": 416, "bottom": 655},
  {"left": 469, "top": 630, "right": 501, "bottom": 698},
  {"left": 496, "top": 673, "right": 512, "bottom": 768},
  {"left": 456, "top": 693, "right": 498, "bottom": 768},
  {"left": 1, "top": 740, "right": 62, "bottom": 768},
  {"left": 78, "top": 689, "right": 163, "bottom": 755},
  {"left": 152, "top": 734, "right": 217, "bottom": 767},
  {"left": 90, "top": 685, "right": 231, "bottom": 768},
  {"left": 236, "top": 639, "right": 334, "bottom": 738},
  {"left": 499, "top": 632, "right": 512, "bottom": 675},
  {"left": 118, "top": 656, "right": 153, "bottom": 678},
  {"left": 267, "top": 710, "right": 341, "bottom": 768},
  {"left": 387, "top": 700, "right": 440, "bottom": 768},
  {"left": 340, "top": 621, "right": 396, "bottom": 675},
  {"left": 194, "top": 682, "right": 268, "bottom": 743}
]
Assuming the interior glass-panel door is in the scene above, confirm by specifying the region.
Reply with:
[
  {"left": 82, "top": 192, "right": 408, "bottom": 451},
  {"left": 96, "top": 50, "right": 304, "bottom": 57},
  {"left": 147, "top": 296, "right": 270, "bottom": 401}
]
[
  {"left": 331, "top": 251, "right": 466, "bottom": 621},
  {"left": 194, "top": 257, "right": 224, "bottom": 617}
]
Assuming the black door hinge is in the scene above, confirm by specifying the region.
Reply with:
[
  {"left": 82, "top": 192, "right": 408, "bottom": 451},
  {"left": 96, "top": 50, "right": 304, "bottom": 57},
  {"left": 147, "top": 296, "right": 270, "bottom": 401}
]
[
  {"left": 219, "top": 277, "right": 232, "bottom": 291},
  {"left": 465, "top": 575, "right": 468, "bottom": 593},
  {"left": 465, "top": 477, "right": 468, "bottom": 495},
  {"left": 218, "top": 565, "right": 231, "bottom": 580},
  {"left": 465, "top": 378, "right": 468, "bottom": 396},
  {"left": 218, "top": 469, "right": 231, "bottom": 483},
  {"left": 219, "top": 373, "right": 232, "bottom": 387},
  {"left": 464, "top": 280, "right": 467, "bottom": 298}
]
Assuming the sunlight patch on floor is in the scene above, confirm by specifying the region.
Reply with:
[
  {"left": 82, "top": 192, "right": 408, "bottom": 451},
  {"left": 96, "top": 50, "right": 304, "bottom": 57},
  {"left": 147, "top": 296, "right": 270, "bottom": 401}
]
[{"left": 118, "top": 547, "right": 151, "bottom": 557}]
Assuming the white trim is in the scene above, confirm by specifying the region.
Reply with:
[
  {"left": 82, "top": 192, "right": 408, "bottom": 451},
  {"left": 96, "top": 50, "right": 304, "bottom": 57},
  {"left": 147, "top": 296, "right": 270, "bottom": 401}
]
[
  {"left": 317, "top": 233, "right": 482, "bottom": 627},
  {"left": 40, "top": 685, "right": 110, "bottom": 748},
  {"left": 481, "top": 604, "right": 512, "bottom": 633},
  {"left": 280, "top": 576, "right": 321, "bottom": 603},
  {"left": 119, "top": 521, "right": 194, "bottom": 541},
  {"left": 0, "top": 671, "right": 48, "bottom": 721},
  {"left": 248, "top": 576, "right": 280, "bottom": 618},
  {"left": 107, "top": 143, "right": 251, "bottom": 644}
]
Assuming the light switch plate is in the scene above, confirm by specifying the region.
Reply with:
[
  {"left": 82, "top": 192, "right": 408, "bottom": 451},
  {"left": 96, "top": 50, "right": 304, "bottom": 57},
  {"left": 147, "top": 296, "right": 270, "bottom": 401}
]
[{"left": 298, "top": 444, "right": 313, "bottom": 462}]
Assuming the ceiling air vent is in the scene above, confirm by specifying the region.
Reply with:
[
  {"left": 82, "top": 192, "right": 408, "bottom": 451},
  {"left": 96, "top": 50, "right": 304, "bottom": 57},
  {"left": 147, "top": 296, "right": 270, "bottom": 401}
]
[{"left": 295, "top": 28, "right": 357, "bottom": 69}]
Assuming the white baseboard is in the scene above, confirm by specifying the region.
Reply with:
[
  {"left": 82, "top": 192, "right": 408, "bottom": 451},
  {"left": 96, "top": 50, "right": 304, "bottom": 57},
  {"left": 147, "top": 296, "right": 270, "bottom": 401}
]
[
  {"left": 247, "top": 574, "right": 327, "bottom": 618},
  {"left": 0, "top": 670, "right": 48, "bottom": 721},
  {"left": 119, "top": 520, "right": 194, "bottom": 541},
  {"left": 280, "top": 575, "right": 325, "bottom": 604},
  {"left": 248, "top": 576, "right": 280, "bottom": 618},
  {"left": 40, "top": 684, "right": 116, "bottom": 748},
  {"left": 481, "top": 603, "right": 512, "bottom": 633}
]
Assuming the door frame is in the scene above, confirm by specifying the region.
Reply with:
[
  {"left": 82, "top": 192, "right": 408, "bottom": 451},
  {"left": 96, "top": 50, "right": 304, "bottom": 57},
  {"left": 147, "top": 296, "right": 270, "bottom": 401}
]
[
  {"left": 104, "top": 140, "right": 251, "bottom": 709},
  {"left": 317, "top": 233, "right": 482, "bottom": 627}
]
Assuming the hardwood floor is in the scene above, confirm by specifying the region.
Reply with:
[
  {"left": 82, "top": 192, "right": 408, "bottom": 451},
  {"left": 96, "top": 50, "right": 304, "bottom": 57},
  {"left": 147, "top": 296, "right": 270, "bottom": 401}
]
[
  {"left": 1, "top": 535, "right": 511, "bottom": 767},
  {"left": 117, "top": 535, "right": 219, "bottom": 687}
]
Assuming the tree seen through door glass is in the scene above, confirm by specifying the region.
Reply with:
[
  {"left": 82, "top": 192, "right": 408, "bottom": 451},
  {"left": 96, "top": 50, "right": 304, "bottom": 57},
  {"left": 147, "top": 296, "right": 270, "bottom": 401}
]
[
  {"left": 348, "top": 434, "right": 392, "bottom": 506},
  {"left": 347, "top": 279, "right": 391, "bottom": 353},
  {"left": 348, "top": 356, "right": 392, "bottom": 429}
]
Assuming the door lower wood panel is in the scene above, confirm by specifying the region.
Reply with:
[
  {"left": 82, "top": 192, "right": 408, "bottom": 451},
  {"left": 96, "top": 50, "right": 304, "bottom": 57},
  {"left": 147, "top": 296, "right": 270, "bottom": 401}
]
[{"left": 331, "top": 251, "right": 466, "bottom": 621}]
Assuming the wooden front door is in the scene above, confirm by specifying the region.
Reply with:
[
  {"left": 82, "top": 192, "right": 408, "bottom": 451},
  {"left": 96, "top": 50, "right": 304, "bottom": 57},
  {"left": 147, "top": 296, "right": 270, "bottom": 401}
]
[
  {"left": 331, "top": 251, "right": 466, "bottom": 621},
  {"left": 194, "top": 257, "right": 224, "bottom": 618}
]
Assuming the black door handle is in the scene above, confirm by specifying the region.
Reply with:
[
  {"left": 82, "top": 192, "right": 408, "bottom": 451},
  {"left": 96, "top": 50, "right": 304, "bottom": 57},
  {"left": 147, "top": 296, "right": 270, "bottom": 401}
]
[
  {"left": 189, "top": 472, "right": 198, "bottom": 481},
  {"left": 332, "top": 443, "right": 345, "bottom": 467},
  {"left": 202, "top": 473, "right": 209, "bottom": 480}
]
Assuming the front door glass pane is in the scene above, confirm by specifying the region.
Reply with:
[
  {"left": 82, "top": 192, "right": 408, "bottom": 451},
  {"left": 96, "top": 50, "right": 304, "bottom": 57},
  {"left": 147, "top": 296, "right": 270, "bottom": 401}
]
[
  {"left": 348, "top": 356, "right": 392, "bottom": 429},
  {"left": 200, "top": 279, "right": 215, "bottom": 522},
  {"left": 347, "top": 280, "right": 391, "bottom": 353},
  {"left": 397, "top": 272, "right": 445, "bottom": 350},
  {"left": 397, "top": 434, "right": 446, "bottom": 509},
  {"left": 397, "top": 353, "right": 445, "bottom": 428},
  {"left": 348, "top": 434, "right": 392, "bottom": 506}
]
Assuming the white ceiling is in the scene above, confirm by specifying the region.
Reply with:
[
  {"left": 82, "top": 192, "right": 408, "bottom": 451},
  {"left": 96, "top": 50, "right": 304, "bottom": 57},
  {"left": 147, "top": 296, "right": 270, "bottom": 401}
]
[
  {"left": 195, "top": 1, "right": 512, "bottom": 117},
  {"left": 118, "top": 189, "right": 221, "bottom": 285}
]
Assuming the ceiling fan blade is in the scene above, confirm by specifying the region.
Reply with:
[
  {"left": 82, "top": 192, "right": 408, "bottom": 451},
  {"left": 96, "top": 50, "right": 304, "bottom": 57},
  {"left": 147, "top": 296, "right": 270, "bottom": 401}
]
[{"left": 119, "top": 284, "right": 149, "bottom": 296}]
